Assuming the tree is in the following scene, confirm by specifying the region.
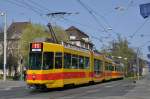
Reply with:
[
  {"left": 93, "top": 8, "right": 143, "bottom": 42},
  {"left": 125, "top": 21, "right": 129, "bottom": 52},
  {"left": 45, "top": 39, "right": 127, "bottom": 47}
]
[
  {"left": 7, "top": 54, "right": 18, "bottom": 76},
  {"left": 19, "top": 24, "right": 51, "bottom": 65},
  {"left": 19, "top": 23, "right": 68, "bottom": 65},
  {"left": 53, "top": 25, "right": 69, "bottom": 42},
  {"left": 101, "top": 35, "right": 138, "bottom": 77}
]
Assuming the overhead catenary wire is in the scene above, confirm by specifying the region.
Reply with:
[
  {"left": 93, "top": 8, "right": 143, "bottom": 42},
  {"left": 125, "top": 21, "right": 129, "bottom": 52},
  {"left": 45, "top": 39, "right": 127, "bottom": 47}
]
[
  {"left": 5, "top": 0, "right": 43, "bottom": 16},
  {"left": 5, "top": 0, "right": 111, "bottom": 47},
  {"left": 62, "top": 17, "right": 106, "bottom": 32},
  {"left": 82, "top": 2, "right": 112, "bottom": 29},
  {"left": 61, "top": 17, "right": 111, "bottom": 39},
  {"left": 6, "top": 0, "right": 108, "bottom": 34},
  {"left": 29, "top": 0, "right": 52, "bottom": 12},
  {"left": 62, "top": 18, "right": 113, "bottom": 49},
  {"left": 57, "top": 15, "right": 109, "bottom": 46},
  {"left": 5, "top": 0, "right": 49, "bottom": 22},
  {"left": 76, "top": 0, "right": 121, "bottom": 39},
  {"left": 129, "top": 16, "right": 150, "bottom": 39},
  {"left": 16, "top": 0, "right": 44, "bottom": 16},
  {"left": 77, "top": 0, "right": 107, "bottom": 32},
  {"left": 6, "top": 0, "right": 29, "bottom": 10}
]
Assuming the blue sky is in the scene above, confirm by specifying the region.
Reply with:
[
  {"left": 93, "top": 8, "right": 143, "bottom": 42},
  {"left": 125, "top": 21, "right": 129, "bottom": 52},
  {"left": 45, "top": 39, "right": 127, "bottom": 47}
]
[{"left": 0, "top": 0, "right": 150, "bottom": 60}]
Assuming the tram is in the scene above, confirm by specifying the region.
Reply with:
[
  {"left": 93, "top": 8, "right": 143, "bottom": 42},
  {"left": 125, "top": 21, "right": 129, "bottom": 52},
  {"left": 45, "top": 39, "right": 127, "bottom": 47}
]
[{"left": 26, "top": 42, "right": 124, "bottom": 89}]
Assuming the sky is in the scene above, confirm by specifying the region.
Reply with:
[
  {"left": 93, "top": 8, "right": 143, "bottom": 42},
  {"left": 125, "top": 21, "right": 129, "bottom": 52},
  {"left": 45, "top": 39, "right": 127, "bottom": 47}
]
[{"left": 0, "top": 0, "right": 150, "bottom": 60}]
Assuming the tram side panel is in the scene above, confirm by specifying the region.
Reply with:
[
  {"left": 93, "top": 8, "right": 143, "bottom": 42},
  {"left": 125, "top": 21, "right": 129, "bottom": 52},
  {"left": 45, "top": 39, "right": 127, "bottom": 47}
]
[
  {"left": 27, "top": 42, "right": 65, "bottom": 88},
  {"left": 63, "top": 48, "right": 92, "bottom": 86},
  {"left": 92, "top": 52, "right": 105, "bottom": 83},
  {"left": 26, "top": 42, "right": 124, "bottom": 89},
  {"left": 104, "top": 60, "right": 113, "bottom": 81}
]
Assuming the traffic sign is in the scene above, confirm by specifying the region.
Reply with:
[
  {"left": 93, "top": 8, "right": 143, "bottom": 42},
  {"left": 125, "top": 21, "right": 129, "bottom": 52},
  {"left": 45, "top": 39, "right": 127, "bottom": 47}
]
[
  {"left": 148, "top": 46, "right": 150, "bottom": 51},
  {"left": 147, "top": 54, "right": 150, "bottom": 59},
  {"left": 140, "top": 3, "right": 150, "bottom": 18}
]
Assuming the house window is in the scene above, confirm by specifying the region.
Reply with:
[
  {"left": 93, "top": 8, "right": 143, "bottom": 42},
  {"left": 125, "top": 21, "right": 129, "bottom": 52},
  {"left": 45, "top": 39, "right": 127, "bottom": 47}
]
[{"left": 70, "top": 36, "right": 76, "bottom": 40}]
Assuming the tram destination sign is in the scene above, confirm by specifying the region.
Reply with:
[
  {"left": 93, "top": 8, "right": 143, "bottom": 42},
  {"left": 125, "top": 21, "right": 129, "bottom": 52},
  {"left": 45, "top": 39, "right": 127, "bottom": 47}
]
[{"left": 30, "top": 43, "right": 43, "bottom": 52}]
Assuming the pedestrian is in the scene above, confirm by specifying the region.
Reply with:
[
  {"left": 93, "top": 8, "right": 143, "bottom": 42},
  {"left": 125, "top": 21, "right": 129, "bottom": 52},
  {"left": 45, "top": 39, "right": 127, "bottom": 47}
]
[
  {"left": 13, "top": 71, "right": 19, "bottom": 80},
  {"left": 23, "top": 66, "right": 27, "bottom": 81}
]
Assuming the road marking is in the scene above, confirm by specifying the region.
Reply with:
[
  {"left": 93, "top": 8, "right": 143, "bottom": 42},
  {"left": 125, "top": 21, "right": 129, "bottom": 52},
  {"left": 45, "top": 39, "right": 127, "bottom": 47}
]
[
  {"left": 0, "top": 87, "right": 11, "bottom": 91},
  {"left": 11, "top": 97, "right": 49, "bottom": 99},
  {"left": 86, "top": 89, "right": 99, "bottom": 93},
  {"left": 102, "top": 81, "right": 123, "bottom": 87},
  {"left": 0, "top": 86, "right": 22, "bottom": 91},
  {"left": 105, "top": 85, "right": 113, "bottom": 88},
  {"left": 147, "top": 89, "right": 150, "bottom": 91}
]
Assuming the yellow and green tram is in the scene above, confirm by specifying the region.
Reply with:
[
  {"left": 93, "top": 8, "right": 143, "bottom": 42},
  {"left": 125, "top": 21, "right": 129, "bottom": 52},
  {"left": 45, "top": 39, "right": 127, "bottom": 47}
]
[{"left": 26, "top": 42, "right": 124, "bottom": 89}]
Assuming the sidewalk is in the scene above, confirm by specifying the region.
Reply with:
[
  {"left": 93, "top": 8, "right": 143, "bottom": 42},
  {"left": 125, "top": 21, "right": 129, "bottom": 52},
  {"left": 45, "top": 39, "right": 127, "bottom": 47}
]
[
  {"left": 124, "top": 78, "right": 150, "bottom": 99},
  {"left": 99, "top": 76, "right": 150, "bottom": 99},
  {"left": 0, "top": 80, "right": 26, "bottom": 89}
]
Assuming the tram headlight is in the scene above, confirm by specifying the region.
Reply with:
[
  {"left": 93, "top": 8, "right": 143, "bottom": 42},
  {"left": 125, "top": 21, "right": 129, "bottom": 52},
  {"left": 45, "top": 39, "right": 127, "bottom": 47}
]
[{"left": 32, "top": 75, "right": 36, "bottom": 80}]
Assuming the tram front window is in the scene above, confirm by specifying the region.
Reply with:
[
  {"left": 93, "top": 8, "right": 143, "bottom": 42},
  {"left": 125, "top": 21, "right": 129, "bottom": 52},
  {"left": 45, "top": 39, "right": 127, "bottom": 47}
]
[
  {"left": 43, "top": 52, "right": 54, "bottom": 70},
  {"left": 29, "top": 52, "right": 42, "bottom": 70}
]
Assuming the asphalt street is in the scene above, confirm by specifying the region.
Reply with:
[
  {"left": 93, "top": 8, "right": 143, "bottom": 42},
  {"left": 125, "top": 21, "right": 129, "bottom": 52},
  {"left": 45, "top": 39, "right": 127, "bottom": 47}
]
[{"left": 0, "top": 75, "right": 150, "bottom": 99}]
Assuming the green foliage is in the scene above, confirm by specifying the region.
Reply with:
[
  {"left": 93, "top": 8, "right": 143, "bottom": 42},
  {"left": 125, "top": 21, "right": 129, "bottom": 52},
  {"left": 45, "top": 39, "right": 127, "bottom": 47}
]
[
  {"left": 53, "top": 25, "right": 69, "bottom": 42},
  {"left": 19, "top": 24, "right": 51, "bottom": 65},
  {"left": 101, "top": 35, "right": 138, "bottom": 77},
  {"left": 19, "top": 23, "right": 68, "bottom": 65}
]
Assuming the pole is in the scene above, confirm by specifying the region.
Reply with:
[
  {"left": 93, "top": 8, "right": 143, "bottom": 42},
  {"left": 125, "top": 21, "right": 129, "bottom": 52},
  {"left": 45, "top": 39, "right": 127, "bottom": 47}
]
[
  {"left": 136, "top": 48, "right": 140, "bottom": 80},
  {"left": 47, "top": 23, "right": 58, "bottom": 43},
  {"left": 3, "top": 12, "right": 7, "bottom": 81},
  {"left": 20, "top": 57, "right": 23, "bottom": 80}
]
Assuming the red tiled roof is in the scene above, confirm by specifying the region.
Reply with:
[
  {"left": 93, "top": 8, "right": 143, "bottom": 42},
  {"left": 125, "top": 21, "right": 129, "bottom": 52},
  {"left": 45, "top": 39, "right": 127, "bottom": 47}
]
[
  {"left": 7, "top": 22, "right": 31, "bottom": 39},
  {"left": 66, "top": 26, "right": 89, "bottom": 38}
]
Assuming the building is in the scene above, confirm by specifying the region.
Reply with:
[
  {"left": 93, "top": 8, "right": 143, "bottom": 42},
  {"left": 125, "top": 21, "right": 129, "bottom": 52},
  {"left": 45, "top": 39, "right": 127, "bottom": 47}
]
[
  {"left": 0, "top": 23, "right": 94, "bottom": 76},
  {"left": 66, "top": 26, "right": 93, "bottom": 50},
  {"left": 0, "top": 22, "right": 31, "bottom": 76}
]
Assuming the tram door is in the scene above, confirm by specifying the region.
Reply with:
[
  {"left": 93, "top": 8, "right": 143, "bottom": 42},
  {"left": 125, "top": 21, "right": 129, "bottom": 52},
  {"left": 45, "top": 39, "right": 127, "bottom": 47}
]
[{"left": 94, "top": 59, "right": 102, "bottom": 77}]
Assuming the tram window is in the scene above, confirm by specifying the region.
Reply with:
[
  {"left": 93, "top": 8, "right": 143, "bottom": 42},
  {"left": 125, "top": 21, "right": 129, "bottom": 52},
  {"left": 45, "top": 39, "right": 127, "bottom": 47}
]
[
  {"left": 29, "top": 52, "right": 42, "bottom": 70},
  {"left": 118, "top": 67, "right": 120, "bottom": 71},
  {"left": 121, "top": 67, "right": 123, "bottom": 72},
  {"left": 94, "top": 59, "right": 101, "bottom": 75},
  {"left": 107, "top": 66, "right": 109, "bottom": 70},
  {"left": 85, "top": 57, "right": 89, "bottom": 69},
  {"left": 64, "top": 53, "right": 71, "bottom": 68},
  {"left": 55, "top": 52, "right": 62, "bottom": 69},
  {"left": 72, "top": 55, "right": 78, "bottom": 69},
  {"left": 79, "top": 56, "right": 84, "bottom": 69},
  {"left": 118, "top": 66, "right": 121, "bottom": 72},
  {"left": 116, "top": 67, "right": 119, "bottom": 71},
  {"left": 118, "top": 67, "right": 120, "bottom": 72},
  {"left": 116, "top": 66, "right": 118, "bottom": 71},
  {"left": 109, "top": 65, "right": 114, "bottom": 71},
  {"left": 94, "top": 59, "right": 98, "bottom": 74},
  {"left": 43, "top": 52, "right": 54, "bottom": 70},
  {"left": 109, "top": 64, "right": 112, "bottom": 71},
  {"left": 115, "top": 67, "right": 117, "bottom": 71},
  {"left": 105, "top": 62, "right": 110, "bottom": 71},
  {"left": 118, "top": 67, "right": 122, "bottom": 72}
]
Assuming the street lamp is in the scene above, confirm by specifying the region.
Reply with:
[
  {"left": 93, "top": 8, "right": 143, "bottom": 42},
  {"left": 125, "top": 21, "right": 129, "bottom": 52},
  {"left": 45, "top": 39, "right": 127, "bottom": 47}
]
[
  {"left": 124, "top": 57, "right": 128, "bottom": 60},
  {"left": 0, "top": 11, "right": 7, "bottom": 81},
  {"left": 118, "top": 56, "right": 122, "bottom": 59}
]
